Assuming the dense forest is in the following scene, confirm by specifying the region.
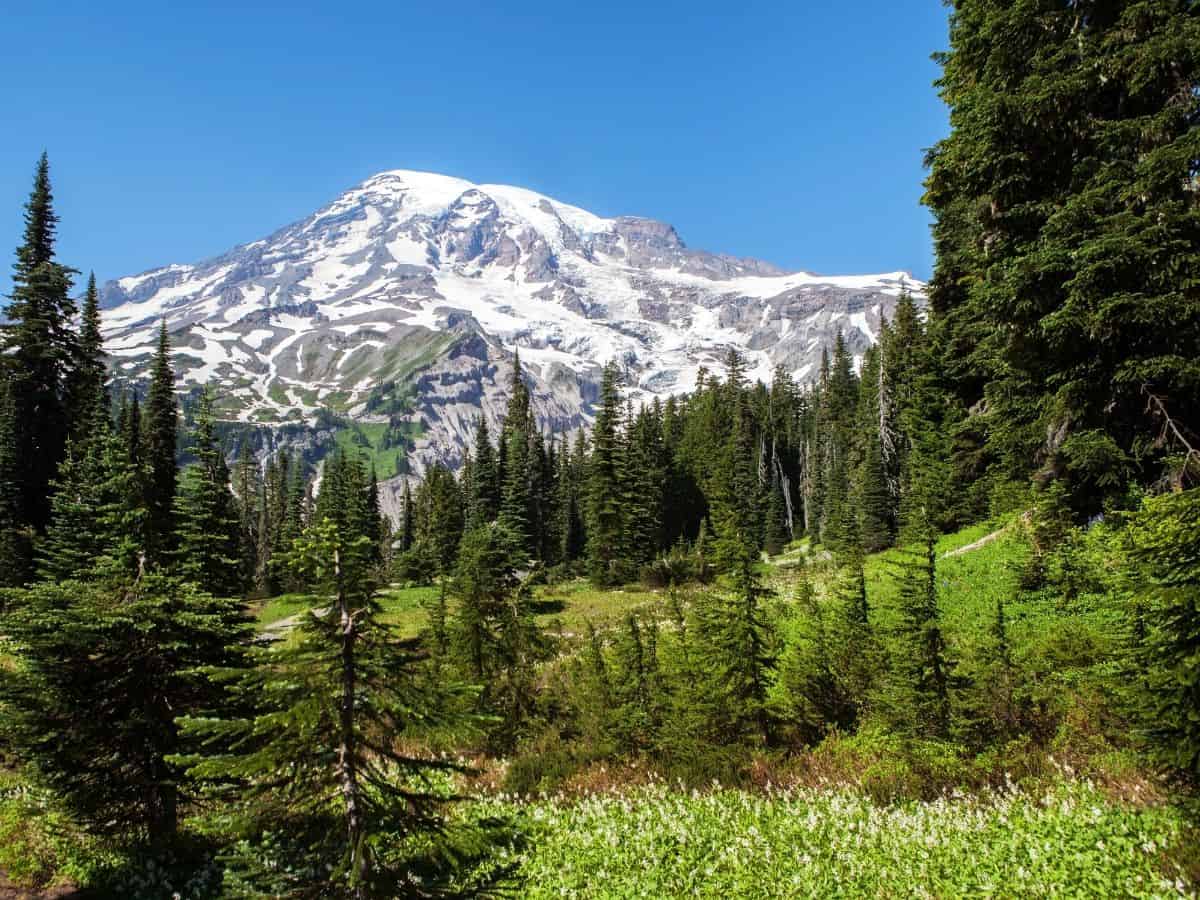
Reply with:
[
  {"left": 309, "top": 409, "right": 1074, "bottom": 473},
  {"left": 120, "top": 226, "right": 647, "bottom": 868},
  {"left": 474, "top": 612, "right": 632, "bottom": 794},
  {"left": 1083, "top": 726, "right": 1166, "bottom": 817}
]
[{"left": 1, "top": 2, "right": 1199, "bottom": 898}]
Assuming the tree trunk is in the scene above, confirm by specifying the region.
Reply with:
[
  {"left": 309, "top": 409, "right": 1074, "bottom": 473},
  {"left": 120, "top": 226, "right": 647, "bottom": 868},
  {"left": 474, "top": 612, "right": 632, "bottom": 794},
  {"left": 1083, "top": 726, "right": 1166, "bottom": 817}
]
[{"left": 335, "top": 546, "right": 368, "bottom": 898}]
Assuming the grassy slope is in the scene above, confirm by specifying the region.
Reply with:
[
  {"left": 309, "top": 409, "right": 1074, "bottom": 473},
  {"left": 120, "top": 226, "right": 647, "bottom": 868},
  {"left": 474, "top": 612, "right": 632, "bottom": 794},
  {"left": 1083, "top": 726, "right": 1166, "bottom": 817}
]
[{"left": 251, "top": 581, "right": 665, "bottom": 641}]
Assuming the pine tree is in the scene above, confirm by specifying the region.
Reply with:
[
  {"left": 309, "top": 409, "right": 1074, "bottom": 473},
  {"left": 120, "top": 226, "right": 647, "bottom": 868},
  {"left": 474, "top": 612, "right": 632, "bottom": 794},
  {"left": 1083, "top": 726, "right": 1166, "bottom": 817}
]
[
  {"left": 142, "top": 321, "right": 179, "bottom": 566},
  {"left": 882, "top": 511, "right": 953, "bottom": 738},
  {"left": 175, "top": 518, "right": 484, "bottom": 896},
  {"left": 467, "top": 415, "right": 500, "bottom": 528},
  {"left": 2, "top": 154, "right": 77, "bottom": 534},
  {"left": 449, "top": 522, "right": 544, "bottom": 751},
  {"left": 174, "top": 387, "right": 242, "bottom": 596},
  {"left": 0, "top": 575, "right": 249, "bottom": 845},
  {"left": 66, "top": 271, "right": 107, "bottom": 436},
  {"left": 585, "top": 362, "right": 626, "bottom": 585},
  {"left": 924, "top": 1, "right": 1200, "bottom": 509}
]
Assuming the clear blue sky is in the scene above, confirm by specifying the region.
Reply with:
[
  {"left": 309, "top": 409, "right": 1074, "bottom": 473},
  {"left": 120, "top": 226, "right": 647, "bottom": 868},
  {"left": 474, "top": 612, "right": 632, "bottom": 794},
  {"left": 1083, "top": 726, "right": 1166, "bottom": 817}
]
[{"left": 1, "top": 1, "right": 950, "bottom": 296}]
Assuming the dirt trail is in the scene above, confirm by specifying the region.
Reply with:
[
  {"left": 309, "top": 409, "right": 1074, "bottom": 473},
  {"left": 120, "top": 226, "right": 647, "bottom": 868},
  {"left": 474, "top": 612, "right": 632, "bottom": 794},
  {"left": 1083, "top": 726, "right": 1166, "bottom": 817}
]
[
  {"left": 0, "top": 873, "right": 78, "bottom": 899},
  {"left": 258, "top": 606, "right": 328, "bottom": 642},
  {"left": 941, "top": 525, "right": 1008, "bottom": 559}
]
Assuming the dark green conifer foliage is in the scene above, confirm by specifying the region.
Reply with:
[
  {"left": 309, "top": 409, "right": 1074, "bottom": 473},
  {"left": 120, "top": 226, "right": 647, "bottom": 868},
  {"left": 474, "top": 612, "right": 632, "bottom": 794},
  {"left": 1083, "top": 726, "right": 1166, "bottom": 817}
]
[
  {"left": 882, "top": 512, "right": 953, "bottom": 738},
  {"left": 0, "top": 380, "right": 33, "bottom": 585},
  {"left": 763, "top": 462, "right": 789, "bottom": 557},
  {"left": 0, "top": 575, "right": 249, "bottom": 845},
  {"left": 38, "top": 439, "right": 107, "bottom": 582},
  {"left": 924, "top": 1, "right": 1200, "bottom": 509},
  {"left": 174, "top": 387, "right": 242, "bottom": 596},
  {"left": 774, "top": 572, "right": 857, "bottom": 741},
  {"left": 499, "top": 353, "right": 533, "bottom": 552},
  {"left": 142, "top": 321, "right": 179, "bottom": 566},
  {"left": 586, "top": 362, "right": 626, "bottom": 585},
  {"left": 1129, "top": 487, "right": 1200, "bottom": 775},
  {"left": 233, "top": 441, "right": 261, "bottom": 590},
  {"left": 3, "top": 154, "right": 77, "bottom": 534},
  {"left": 467, "top": 415, "right": 500, "bottom": 528},
  {"left": 449, "top": 522, "right": 545, "bottom": 752},
  {"left": 66, "top": 271, "right": 107, "bottom": 436},
  {"left": 556, "top": 430, "right": 587, "bottom": 566},
  {"left": 398, "top": 477, "right": 414, "bottom": 553},
  {"left": 176, "top": 518, "right": 479, "bottom": 897},
  {"left": 623, "top": 402, "right": 665, "bottom": 568}
]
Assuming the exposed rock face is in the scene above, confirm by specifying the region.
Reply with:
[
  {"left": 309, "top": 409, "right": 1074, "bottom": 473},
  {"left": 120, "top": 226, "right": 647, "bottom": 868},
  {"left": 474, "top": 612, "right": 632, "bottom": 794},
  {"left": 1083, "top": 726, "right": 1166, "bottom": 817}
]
[{"left": 100, "top": 169, "right": 921, "bottom": 487}]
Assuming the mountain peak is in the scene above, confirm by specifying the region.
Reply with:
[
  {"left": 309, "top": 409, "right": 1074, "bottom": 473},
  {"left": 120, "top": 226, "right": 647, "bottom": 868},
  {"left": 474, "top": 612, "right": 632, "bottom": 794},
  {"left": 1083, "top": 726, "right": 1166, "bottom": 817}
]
[{"left": 99, "top": 170, "right": 920, "bottom": 476}]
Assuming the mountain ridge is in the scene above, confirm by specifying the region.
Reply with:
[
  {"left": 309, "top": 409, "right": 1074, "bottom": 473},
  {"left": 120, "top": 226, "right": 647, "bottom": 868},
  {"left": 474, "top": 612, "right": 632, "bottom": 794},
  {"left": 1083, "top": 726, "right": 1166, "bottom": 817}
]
[{"left": 98, "top": 169, "right": 920, "bottom": 481}]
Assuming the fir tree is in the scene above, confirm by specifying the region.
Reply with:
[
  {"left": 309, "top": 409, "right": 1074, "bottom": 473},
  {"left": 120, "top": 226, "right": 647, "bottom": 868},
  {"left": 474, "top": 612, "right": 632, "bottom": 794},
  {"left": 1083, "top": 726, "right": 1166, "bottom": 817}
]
[
  {"left": 142, "top": 320, "right": 179, "bottom": 566},
  {"left": 2, "top": 154, "right": 77, "bottom": 534},
  {"left": 0, "top": 575, "right": 249, "bottom": 845},
  {"left": 174, "top": 387, "right": 242, "bottom": 596},
  {"left": 0, "top": 380, "right": 33, "bottom": 585},
  {"left": 467, "top": 415, "right": 500, "bottom": 528},
  {"left": 924, "top": 1, "right": 1200, "bottom": 509},
  {"left": 498, "top": 353, "right": 533, "bottom": 551},
  {"left": 66, "top": 271, "right": 107, "bottom": 435},
  {"left": 175, "top": 518, "right": 483, "bottom": 896},
  {"left": 233, "top": 441, "right": 261, "bottom": 590},
  {"left": 585, "top": 362, "right": 626, "bottom": 585},
  {"left": 1129, "top": 487, "right": 1200, "bottom": 775},
  {"left": 449, "top": 522, "right": 545, "bottom": 752},
  {"left": 882, "top": 511, "right": 953, "bottom": 738}
]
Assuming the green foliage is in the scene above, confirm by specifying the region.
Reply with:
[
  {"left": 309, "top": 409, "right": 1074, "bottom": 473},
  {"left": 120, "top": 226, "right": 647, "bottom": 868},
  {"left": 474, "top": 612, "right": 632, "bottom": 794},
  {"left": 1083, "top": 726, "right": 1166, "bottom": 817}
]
[
  {"left": 142, "top": 321, "right": 179, "bottom": 566},
  {"left": 175, "top": 518, "right": 479, "bottom": 897},
  {"left": 1128, "top": 488, "right": 1200, "bottom": 775},
  {"left": 174, "top": 388, "right": 242, "bottom": 596},
  {"left": 449, "top": 523, "right": 546, "bottom": 752},
  {"left": 0, "top": 576, "right": 249, "bottom": 845},
  {"left": 924, "top": 0, "right": 1200, "bottom": 510},
  {"left": 474, "top": 781, "right": 1194, "bottom": 898}
]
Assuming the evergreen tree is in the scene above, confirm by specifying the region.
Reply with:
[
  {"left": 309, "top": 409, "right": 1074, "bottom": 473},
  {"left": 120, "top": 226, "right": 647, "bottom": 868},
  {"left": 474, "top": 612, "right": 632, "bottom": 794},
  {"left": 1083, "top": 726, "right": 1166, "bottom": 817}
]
[
  {"left": 176, "top": 519, "right": 482, "bottom": 897},
  {"left": 623, "top": 402, "right": 665, "bottom": 568},
  {"left": 2, "top": 154, "right": 77, "bottom": 533},
  {"left": 449, "top": 522, "right": 545, "bottom": 752},
  {"left": 498, "top": 353, "right": 533, "bottom": 551},
  {"left": 398, "top": 478, "right": 414, "bottom": 553},
  {"left": 924, "top": 1, "right": 1200, "bottom": 509},
  {"left": 174, "top": 387, "right": 242, "bottom": 596},
  {"left": 881, "top": 512, "right": 953, "bottom": 738},
  {"left": 0, "top": 575, "right": 249, "bottom": 845},
  {"left": 585, "top": 362, "right": 626, "bottom": 585},
  {"left": 0, "top": 380, "right": 33, "bottom": 585},
  {"left": 467, "top": 415, "right": 500, "bottom": 528},
  {"left": 142, "top": 321, "right": 179, "bottom": 566},
  {"left": 233, "top": 441, "right": 261, "bottom": 590},
  {"left": 1129, "top": 487, "right": 1200, "bottom": 775},
  {"left": 763, "top": 461, "right": 789, "bottom": 557},
  {"left": 66, "top": 271, "right": 107, "bottom": 435}
]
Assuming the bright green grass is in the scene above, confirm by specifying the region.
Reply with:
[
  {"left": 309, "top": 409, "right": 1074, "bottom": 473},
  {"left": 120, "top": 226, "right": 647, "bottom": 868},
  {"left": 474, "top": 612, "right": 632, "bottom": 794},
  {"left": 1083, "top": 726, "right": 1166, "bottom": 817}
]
[
  {"left": 377, "top": 585, "right": 439, "bottom": 635},
  {"left": 252, "top": 580, "right": 664, "bottom": 642},
  {"left": 331, "top": 420, "right": 424, "bottom": 479},
  {"left": 252, "top": 593, "right": 316, "bottom": 626},
  {"left": 472, "top": 781, "right": 1195, "bottom": 899}
]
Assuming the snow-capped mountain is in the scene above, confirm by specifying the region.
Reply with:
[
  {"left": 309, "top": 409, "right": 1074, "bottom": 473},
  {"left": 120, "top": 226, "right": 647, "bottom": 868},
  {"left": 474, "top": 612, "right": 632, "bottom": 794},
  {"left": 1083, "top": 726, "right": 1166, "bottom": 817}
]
[{"left": 100, "top": 169, "right": 919, "bottom": 477}]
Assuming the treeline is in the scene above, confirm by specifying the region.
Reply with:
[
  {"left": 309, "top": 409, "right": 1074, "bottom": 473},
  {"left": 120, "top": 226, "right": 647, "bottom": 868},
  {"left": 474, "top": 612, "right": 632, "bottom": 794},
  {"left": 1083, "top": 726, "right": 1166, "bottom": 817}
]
[{"left": 395, "top": 299, "right": 947, "bottom": 590}]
